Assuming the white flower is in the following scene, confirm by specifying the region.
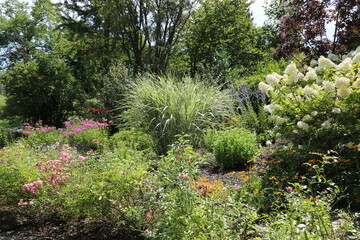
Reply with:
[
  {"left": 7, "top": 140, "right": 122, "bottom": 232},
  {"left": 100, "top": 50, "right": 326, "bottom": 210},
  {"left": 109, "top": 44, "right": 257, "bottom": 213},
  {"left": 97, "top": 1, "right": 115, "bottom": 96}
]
[
  {"left": 310, "top": 59, "right": 318, "bottom": 67},
  {"left": 287, "top": 93, "right": 303, "bottom": 102},
  {"left": 318, "top": 56, "right": 337, "bottom": 71},
  {"left": 303, "top": 85, "right": 319, "bottom": 95},
  {"left": 353, "top": 46, "right": 360, "bottom": 56},
  {"left": 322, "top": 81, "right": 335, "bottom": 92},
  {"left": 321, "top": 120, "right": 332, "bottom": 129},
  {"left": 297, "top": 224, "right": 307, "bottom": 230},
  {"left": 335, "top": 77, "right": 350, "bottom": 88},
  {"left": 270, "top": 115, "right": 287, "bottom": 125},
  {"left": 266, "top": 72, "right": 281, "bottom": 86},
  {"left": 332, "top": 108, "right": 341, "bottom": 114},
  {"left": 297, "top": 72, "right": 305, "bottom": 81},
  {"left": 284, "top": 62, "right": 298, "bottom": 83},
  {"left": 311, "top": 111, "right": 318, "bottom": 117},
  {"left": 328, "top": 53, "right": 340, "bottom": 62},
  {"left": 353, "top": 52, "right": 360, "bottom": 64},
  {"left": 302, "top": 114, "right": 312, "bottom": 121},
  {"left": 297, "top": 121, "right": 309, "bottom": 130},
  {"left": 353, "top": 78, "right": 360, "bottom": 88},
  {"left": 266, "top": 141, "right": 272, "bottom": 146},
  {"left": 264, "top": 104, "right": 279, "bottom": 114},
  {"left": 337, "top": 87, "right": 353, "bottom": 98},
  {"left": 337, "top": 58, "right": 352, "bottom": 71},
  {"left": 259, "top": 82, "right": 273, "bottom": 92},
  {"left": 304, "top": 68, "right": 317, "bottom": 81}
]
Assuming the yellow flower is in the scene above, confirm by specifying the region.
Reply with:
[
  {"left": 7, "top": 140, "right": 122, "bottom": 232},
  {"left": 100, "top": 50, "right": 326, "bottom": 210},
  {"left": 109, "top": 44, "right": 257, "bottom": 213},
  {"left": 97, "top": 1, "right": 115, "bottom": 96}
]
[
  {"left": 269, "top": 176, "right": 276, "bottom": 180},
  {"left": 243, "top": 176, "right": 251, "bottom": 181}
]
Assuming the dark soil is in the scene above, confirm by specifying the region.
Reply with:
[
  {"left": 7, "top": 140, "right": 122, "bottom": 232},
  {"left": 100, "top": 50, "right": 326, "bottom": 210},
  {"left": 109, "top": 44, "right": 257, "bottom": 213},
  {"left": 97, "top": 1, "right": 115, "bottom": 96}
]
[{"left": 0, "top": 208, "right": 144, "bottom": 240}]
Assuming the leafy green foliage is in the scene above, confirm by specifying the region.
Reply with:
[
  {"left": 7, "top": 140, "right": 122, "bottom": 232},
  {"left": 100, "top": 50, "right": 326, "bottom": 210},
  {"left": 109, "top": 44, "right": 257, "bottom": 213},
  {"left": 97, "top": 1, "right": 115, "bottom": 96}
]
[
  {"left": 207, "top": 128, "right": 257, "bottom": 170},
  {"left": 110, "top": 129, "right": 155, "bottom": 152},
  {"left": 185, "top": 0, "right": 268, "bottom": 77},
  {"left": 120, "top": 75, "right": 235, "bottom": 154},
  {"left": 0, "top": 0, "right": 83, "bottom": 126},
  {"left": 1, "top": 56, "right": 81, "bottom": 126}
]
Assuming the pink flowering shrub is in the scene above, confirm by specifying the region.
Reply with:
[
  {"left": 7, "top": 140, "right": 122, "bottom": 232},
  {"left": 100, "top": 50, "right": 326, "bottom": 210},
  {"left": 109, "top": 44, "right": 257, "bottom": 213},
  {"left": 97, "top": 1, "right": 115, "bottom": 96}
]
[
  {"left": 22, "top": 180, "right": 43, "bottom": 194},
  {"left": 20, "top": 119, "right": 110, "bottom": 151}
]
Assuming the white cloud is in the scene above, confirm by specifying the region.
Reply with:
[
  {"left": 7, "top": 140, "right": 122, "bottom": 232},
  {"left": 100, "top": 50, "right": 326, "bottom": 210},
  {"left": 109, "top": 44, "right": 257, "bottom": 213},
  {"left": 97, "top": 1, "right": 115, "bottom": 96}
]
[{"left": 250, "top": 0, "right": 267, "bottom": 27}]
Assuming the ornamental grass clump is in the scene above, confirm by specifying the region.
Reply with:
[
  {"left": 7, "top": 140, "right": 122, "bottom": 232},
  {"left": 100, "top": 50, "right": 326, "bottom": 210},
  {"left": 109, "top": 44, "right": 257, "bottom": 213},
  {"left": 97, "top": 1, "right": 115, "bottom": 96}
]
[
  {"left": 120, "top": 75, "right": 234, "bottom": 154},
  {"left": 258, "top": 46, "right": 360, "bottom": 152}
]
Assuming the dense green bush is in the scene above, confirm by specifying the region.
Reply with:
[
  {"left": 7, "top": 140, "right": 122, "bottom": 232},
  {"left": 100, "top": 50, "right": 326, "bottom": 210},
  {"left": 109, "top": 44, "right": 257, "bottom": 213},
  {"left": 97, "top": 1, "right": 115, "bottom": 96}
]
[
  {"left": 207, "top": 128, "right": 257, "bottom": 170},
  {"left": 110, "top": 129, "right": 155, "bottom": 152},
  {"left": 120, "top": 75, "right": 235, "bottom": 154},
  {"left": 0, "top": 55, "right": 82, "bottom": 126}
]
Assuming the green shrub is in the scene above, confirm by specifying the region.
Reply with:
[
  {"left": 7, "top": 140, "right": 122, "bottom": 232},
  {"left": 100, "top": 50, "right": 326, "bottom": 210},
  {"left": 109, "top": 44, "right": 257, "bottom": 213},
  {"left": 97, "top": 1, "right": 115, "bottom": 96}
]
[
  {"left": 110, "top": 129, "right": 155, "bottom": 152},
  {"left": 120, "top": 75, "right": 235, "bottom": 154},
  {"left": 0, "top": 128, "right": 9, "bottom": 148},
  {"left": 210, "top": 128, "right": 257, "bottom": 170},
  {"left": 1, "top": 55, "right": 82, "bottom": 126}
]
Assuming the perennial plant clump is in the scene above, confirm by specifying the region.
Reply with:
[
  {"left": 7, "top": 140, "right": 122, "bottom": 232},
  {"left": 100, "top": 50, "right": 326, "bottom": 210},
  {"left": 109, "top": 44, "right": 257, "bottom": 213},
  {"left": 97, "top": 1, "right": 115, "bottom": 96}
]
[{"left": 120, "top": 75, "right": 234, "bottom": 154}]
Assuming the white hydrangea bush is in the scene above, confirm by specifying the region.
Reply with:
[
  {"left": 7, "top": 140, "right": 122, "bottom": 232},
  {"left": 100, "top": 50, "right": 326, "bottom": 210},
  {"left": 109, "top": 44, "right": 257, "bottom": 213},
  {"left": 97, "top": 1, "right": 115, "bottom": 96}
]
[{"left": 259, "top": 46, "right": 360, "bottom": 150}]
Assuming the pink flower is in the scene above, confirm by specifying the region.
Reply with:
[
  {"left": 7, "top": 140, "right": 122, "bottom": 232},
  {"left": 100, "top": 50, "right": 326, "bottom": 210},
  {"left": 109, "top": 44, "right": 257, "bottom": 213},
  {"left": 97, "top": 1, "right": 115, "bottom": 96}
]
[
  {"left": 78, "top": 156, "right": 86, "bottom": 161},
  {"left": 29, "top": 201, "right": 34, "bottom": 205},
  {"left": 234, "top": 184, "right": 242, "bottom": 189},
  {"left": 144, "top": 212, "right": 154, "bottom": 221},
  {"left": 286, "top": 186, "right": 294, "bottom": 192},
  {"left": 33, "top": 180, "right": 43, "bottom": 187},
  {"left": 144, "top": 229, "right": 152, "bottom": 235},
  {"left": 18, "top": 199, "right": 25, "bottom": 206},
  {"left": 22, "top": 131, "right": 32, "bottom": 135},
  {"left": 179, "top": 173, "right": 188, "bottom": 179},
  {"left": 59, "top": 151, "right": 71, "bottom": 161}
]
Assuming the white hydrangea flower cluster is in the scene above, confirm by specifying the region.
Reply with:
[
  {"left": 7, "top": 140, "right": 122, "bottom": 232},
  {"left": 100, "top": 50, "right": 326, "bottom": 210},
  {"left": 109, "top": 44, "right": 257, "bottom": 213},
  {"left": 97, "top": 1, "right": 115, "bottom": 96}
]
[{"left": 258, "top": 46, "right": 360, "bottom": 136}]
